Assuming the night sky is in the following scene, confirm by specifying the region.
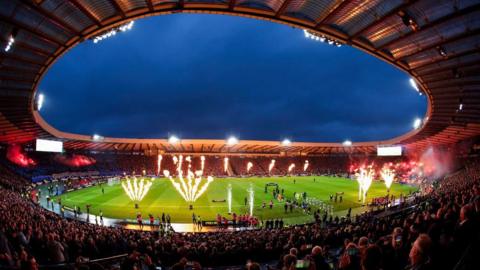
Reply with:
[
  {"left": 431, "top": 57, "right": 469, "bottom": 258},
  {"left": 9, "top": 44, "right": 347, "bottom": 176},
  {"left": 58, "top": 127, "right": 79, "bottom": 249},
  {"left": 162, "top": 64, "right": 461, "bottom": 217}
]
[{"left": 38, "top": 14, "right": 426, "bottom": 143}]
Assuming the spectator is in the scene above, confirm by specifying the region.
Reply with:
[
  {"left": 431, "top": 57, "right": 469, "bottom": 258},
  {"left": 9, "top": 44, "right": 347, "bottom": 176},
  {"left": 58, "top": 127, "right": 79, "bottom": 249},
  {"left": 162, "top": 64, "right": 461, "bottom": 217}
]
[{"left": 407, "top": 234, "right": 432, "bottom": 270}]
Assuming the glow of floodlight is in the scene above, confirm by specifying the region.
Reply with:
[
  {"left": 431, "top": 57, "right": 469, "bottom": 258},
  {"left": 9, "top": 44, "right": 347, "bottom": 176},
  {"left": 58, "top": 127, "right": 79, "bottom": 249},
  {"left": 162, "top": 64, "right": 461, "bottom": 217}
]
[
  {"left": 168, "top": 135, "right": 179, "bottom": 144},
  {"left": 37, "top": 93, "right": 44, "bottom": 111},
  {"left": 92, "top": 21, "right": 134, "bottom": 44},
  {"left": 413, "top": 118, "right": 422, "bottom": 129},
  {"left": 227, "top": 136, "right": 238, "bottom": 146},
  {"left": 343, "top": 140, "right": 352, "bottom": 146},
  {"left": 409, "top": 78, "right": 419, "bottom": 92},
  {"left": 303, "top": 29, "right": 309, "bottom": 37},
  {"left": 4, "top": 35, "right": 14, "bottom": 52},
  {"left": 92, "top": 134, "right": 104, "bottom": 141},
  {"left": 281, "top": 139, "right": 292, "bottom": 146}
]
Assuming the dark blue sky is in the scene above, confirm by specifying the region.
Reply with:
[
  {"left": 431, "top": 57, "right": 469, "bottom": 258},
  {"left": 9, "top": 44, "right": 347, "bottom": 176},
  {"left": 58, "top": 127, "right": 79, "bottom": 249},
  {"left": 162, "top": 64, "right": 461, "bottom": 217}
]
[{"left": 38, "top": 14, "right": 426, "bottom": 143}]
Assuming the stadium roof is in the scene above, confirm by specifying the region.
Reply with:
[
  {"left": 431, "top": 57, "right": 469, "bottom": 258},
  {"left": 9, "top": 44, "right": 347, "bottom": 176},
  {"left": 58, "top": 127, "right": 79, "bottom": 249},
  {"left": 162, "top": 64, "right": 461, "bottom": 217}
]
[{"left": 1, "top": 0, "right": 479, "bottom": 155}]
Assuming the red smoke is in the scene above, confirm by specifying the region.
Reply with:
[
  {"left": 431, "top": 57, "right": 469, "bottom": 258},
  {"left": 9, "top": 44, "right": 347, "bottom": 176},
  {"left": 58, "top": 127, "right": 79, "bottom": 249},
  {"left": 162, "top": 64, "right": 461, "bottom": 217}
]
[
  {"left": 6, "top": 145, "right": 36, "bottom": 167},
  {"left": 55, "top": 154, "right": 96, "bottom": 167}
]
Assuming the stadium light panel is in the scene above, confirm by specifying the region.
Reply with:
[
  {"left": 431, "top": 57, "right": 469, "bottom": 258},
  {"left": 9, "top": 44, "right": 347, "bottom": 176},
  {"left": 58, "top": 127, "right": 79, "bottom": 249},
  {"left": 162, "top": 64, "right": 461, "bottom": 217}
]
[
  {"left": 92, "top": 21, "right": 134, "bottom": 43},
  {"left": 413, "top": 118, "right": 422, "bottom": 129},
  {"left": 303, "top": 29, "right": 342, "bottom": 47},
  {"left": 4, "top": 35, "right": 14, "bottom": 52},
  {"left": 37, "top": 93, "right": 44, "bottom": 111},
  {"left": 409, "top": 78, "right": 420, "bottom": 92},
  {"left": 168, "top": 135, "right": 179, "bottom": 144},
  {"left": 281, "top": 139, "right": 292, "bottom": 146},
  {"left": 227, "top": 136, "right": 238, "bottom": 146},
  {"left": 342, "top": 140, "right": 352, "bottom": 146}
]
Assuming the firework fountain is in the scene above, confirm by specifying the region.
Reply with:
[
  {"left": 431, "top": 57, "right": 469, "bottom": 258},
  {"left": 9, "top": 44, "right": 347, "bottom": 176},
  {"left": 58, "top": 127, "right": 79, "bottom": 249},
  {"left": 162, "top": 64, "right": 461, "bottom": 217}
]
[
  {"left": 356, "top": 173, "right": 363, "bottom": 201},
  {"left": 247, "top": 162, "right": 253, "bottom": 173},
  {"left": 268, "top": 159, "right": 275, "bottom": 174},
  {"left": 381, "top": 166, "right": 395, "bottom": 192},
  {"left": 303, "top": 160, "right": 309, "bottom": 172},
  {"left": 163, "top": 155, "right": 214, "bottom": 203},
  {"left": 356, "top": 165, "right": 375, "bottom": 203},
  {"left": 288, "top": 163, "right": 295, "bottom": 174},
  {"left": 157, "top": 154, "right": 162, "bottom": 176},
  {"left": 121, "top": 177, "right": 153, "bottom": 207},
  {"left": 248, "top": 183, "right": 254, "bottom": 216},
  {"left": 224, "top": 157, "right": 229, "bottom": 173},
  {"left": 227, "top": 183, "right": 232, "bottom": 214}
]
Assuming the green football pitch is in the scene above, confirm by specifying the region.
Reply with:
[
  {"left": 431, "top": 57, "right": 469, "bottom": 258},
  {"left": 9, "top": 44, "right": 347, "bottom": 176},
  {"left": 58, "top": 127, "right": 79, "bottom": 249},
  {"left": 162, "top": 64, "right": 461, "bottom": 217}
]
[{"left": 55, "top": 176, "right": 417, "bottom": 224}]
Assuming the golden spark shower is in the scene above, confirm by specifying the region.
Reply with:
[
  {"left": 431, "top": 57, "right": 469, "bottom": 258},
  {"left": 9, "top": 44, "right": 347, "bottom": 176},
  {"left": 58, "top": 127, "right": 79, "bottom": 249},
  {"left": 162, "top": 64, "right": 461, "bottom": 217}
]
[
  {"left": 121, "top": 177, "right": 153, "bottom": 202},
  {"left": 163, "top": 155, "right": 214, "bottom": 202}
]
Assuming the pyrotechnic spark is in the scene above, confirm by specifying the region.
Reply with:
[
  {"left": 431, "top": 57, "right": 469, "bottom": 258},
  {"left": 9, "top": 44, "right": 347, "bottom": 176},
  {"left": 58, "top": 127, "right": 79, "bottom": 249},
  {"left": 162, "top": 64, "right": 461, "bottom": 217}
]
[
  {"left": 247, "top": 162, "right": 253, "bottom": 173},
  {"left": 121, "top": 177, "right": 153, "bottom": 202},
  {"left": 227, "top": 183, "right": 232, "bottom": 213},
  {"left": 381, "top": 167, "right": 395, "bottom": 190},
  {"left": 288, "top": 163, "right": 295, "bottom": 173},
  {"left": 200, "top": 156, "right": 205, "bottom": 172},
  {"left": 356, "top": 165, "right": 375, "bottom": 203},
  {"left": 157, "top": 155, "right": 162, "bottom": 176},
  {"left": 248, "top": 183, "right": 254, "bottom": 216},
  {"left": 268, "top": 159, "right": 275, "bottom": 174},
  {"left": 224, "top": 157, "right": 229, "bottom": 173},
  {"left": 303, "top": 160, "right": 309, "bottom": 172},
  {"left": 164, "top": 155, "right": 214, "bottom": 202}
]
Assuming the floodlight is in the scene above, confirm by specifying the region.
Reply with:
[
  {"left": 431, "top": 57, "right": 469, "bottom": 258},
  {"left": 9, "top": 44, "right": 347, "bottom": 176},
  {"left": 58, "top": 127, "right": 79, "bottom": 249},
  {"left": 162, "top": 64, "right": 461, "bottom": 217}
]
[
  {"left": 227, "top": 136, "right": 238, "bottom": 146},
  {"left": 342, "top": 140, "right": 352, "bottom": 146},
  {"left": 413, "top": 118, "right": 422, "bottom": 129},
  {"left": 281, "top": 139, "right": 292, "bottom": 146},
  {"left": 92, "top": 134, "right": 104, "bottom": 141},
  {"left": 37, "top": 93, "right": 44, "bottom": 111},
  {"left": 409, "top": 78, "right": 419, "bottom": 92},
  {"left": 168, "top": 135, "right": 179, "bottom": 144}
]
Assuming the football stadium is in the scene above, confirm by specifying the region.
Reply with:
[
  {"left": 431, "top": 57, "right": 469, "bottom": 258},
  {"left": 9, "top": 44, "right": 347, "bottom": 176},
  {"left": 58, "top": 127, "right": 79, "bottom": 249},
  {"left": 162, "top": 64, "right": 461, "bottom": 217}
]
[{"left": 1, "top": 1, "right": 480, "bottom": 269}]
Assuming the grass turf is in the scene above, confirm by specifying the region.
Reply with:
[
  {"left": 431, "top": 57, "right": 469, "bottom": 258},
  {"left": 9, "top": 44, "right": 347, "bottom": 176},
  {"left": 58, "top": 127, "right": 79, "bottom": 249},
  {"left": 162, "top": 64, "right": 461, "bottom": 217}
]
[{"left": 55, "top": 176, "right": 417, "bottom": 224}]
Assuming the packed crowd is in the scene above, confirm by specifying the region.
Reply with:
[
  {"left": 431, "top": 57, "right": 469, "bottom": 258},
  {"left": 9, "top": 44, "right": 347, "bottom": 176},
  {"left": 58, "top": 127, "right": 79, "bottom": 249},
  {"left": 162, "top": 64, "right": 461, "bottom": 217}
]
[
  {"left": 0, "top": 157, "right": 479, "bottom": 269},
  {"left": 3, "top": 151, "right": 395, "bottom": 179}
]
